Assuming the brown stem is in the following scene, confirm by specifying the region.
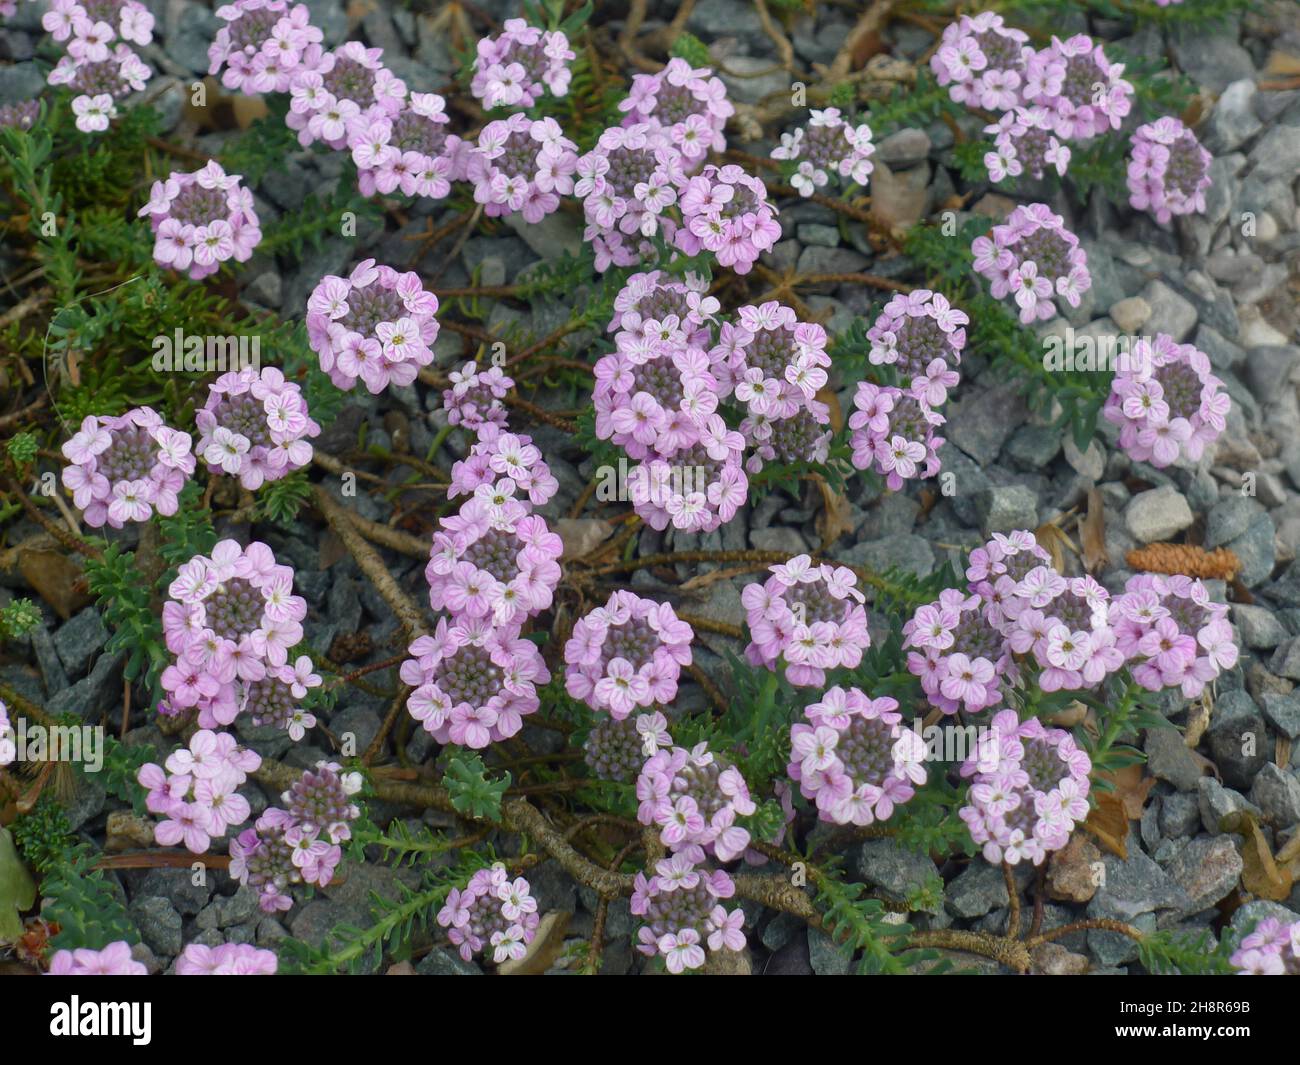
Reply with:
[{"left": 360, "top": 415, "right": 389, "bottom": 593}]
[
  {"left": 312, "top": 486, "right": 427, "bottom": 639},
  {"left": 1003, "top": 861, "right": 1022, "bottom": 939}
]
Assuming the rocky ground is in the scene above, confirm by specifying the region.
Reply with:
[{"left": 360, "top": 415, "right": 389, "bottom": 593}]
[{"left": 2, "top": 0, "right": 1300, "bottom": 974}]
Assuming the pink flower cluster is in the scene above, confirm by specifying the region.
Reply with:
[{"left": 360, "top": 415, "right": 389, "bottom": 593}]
[
  {"left": 348, "top": 92, "right": 460, "bottom": 200},
  {"left": 472, "top": 18, "right": 574, "bottom": 110},
  {"left": 175, "top": 942, "right": 278, "bottom": 974},
  {"left": 138, "top": 161, "right": 262, "bottom": 281},
  {"left": 632, "top": 848, "right": 744, "bottom": 973},
  {"left": 448, "top": 424, "right": 558, "bottom": 507},
  {"left": 788, "top": 687, "right": 927, "bottom": 826},
  {"left": 972, "top": 202, "right": 1090, "bottom": 324},
  {"left": 593, "top": 313, "right": 725, "bottom": 461},
  {"left": 437, "top": 863, "right": 540, "bottom": 964},
  {"left": 626, "top": 426, "right": 749, "bottom": 532},
  {"left": 443, "top": 362, "right": 513, "bottom": 430},
  {"left": 930, "top": 12, "right": 1029, "bottom": 111},
  {"left": 424, "top": 493, "right": 561, "bottom": 626},
  {"left": 207, "top": 0, "right": 322, "bottom": 95},
  {"left": 287, "top": 41, "right": 405, "bottom": 151},
  {"left": 742, "top": 555, "right": 871, "bottom": 688},
  {"left": 1102, "top": 333, "right": 1228, "bottom": 468},
  {"left": 965, "top": 529, "right": 1052, "bottom": 631},
  {"left": 848, "top": 382, "right": 944, "bottom": 490},
  {"left": 48, "top": 941, "right": 147, "bottom": 975},
  {"left": 619, "top": 57, "right": 732, "bottom": 163},
  {"left": 469, "top": 114, "right": 577, "bottom": 222},
  {"left": 674, "top": 163, "right": 780, "bottom": 275},
  {"left": 401, "top": 616, "right": 550, "bottom": 749},
  {"left": 60, "top": 407, "right": 194, "bottom": 528},
  {"left": 307, "top": 259, "right": 440, "bottom": 394},
  {"left": 770, "top": 107, "right": 875, "bottom": 197},
  {"left": 904, "top": 589, "right": 1012, "bottom": 715},
  {"left": 996, "top": 562, "right": 1124, "bottom": 693},
  {"left": 608, "top": 270, "right": 718, "bottom": 351},
  {"left": 984, "top": 106, "right": 1071, "bottom": 183},
  {"left": 712, "top": 302, "right": 831, "bottom": 425},
  {"left": 160, "top": 540, "right": 307, "bottom": 717},
  {"left": 866, "top": 289, "right": 967, "bottom": 406},
  {"left": 564, "top": 591, "right": 694, "bottom": 719},
  {"left": 44, "top": 0, "right": 154, "bottom": 132},
  {"left": 1113, "top": 573, "right": 1236, "bottom": 699},
  {"left": 583, "top": 711, "right": 671, "bottom": 783},
  {"left": 1127, "top": 117, "right": 1212, "bottom": 224},
  {"left": 195, "top": 367, "right": 318, "bottom": 489},
  {"left": 230, "top": 761, "right": 364, "bottom": 913},
  {"left": 1022, "top": 34, "right": 1133, "bottom": 141},
  {"left": 637, "top": 742, "right": 755, "bottom": 861},
  {"left": 1231, "top": 918, "right": 1300, "bottom": 975},
  {"left": 575, "top": 123, "right": 684, "bottom": 270},
  {"left": 959, "top": 709, "right": 1092, "bottom": 866},
  {"left": 138, "top": 728, "right": 262, "bottom": 854}
]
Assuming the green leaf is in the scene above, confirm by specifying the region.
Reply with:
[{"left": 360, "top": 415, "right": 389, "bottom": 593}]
[
  {"left": 0, "top": 828, "right": 37, "bottom": 944},
  {"left": 444, "top": 754, "right": 510, "bottom": 822}
]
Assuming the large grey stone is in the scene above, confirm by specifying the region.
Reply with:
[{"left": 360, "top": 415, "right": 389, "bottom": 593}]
[
  {"left": 1251, "top": 763, "right": 1300, "bottom": 828},
  {"left": 1162, "top": 836, "right": 1242, "bottom": 915},
  {"left": 1124, "top": 486, "right": 1193, "bottom": 543}
]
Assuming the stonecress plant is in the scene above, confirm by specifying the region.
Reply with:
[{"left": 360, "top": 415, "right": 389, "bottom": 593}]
[
  {"left": 631, "top": 848, "right": 744, "bottom": 973},
  {"left": 618, "top": 57, "right": 732, "bottom": 163},
  {"left": 207, "top": 0, "right": 322, "bottom": 95},
  {"left": 471, "top": 17, "right": 574, "bottom": 111},
  {"left": 971, "top": 202, "right": 1091, "bottom": 325},
  {"left": 347, "top": 92, "right": 460, "bottom": 201},
  {"left": 636, "top": 742, "right": 756, "bottom": 862},
  {"left": 424, "top": 494, "right": 562, "bottom": 626},
  {"left": 48, "top": 41, "right": 150, "bottom": 132},
  {"left": 564, "top": 591, "right": 694, "bottom": 719},
  {"left": 230, "top": 761, "right": 364, "bottom": 913},
  {"left": 138, "top": 161, "right": 263, "bottom": 281},
  {"left": 437, "top": 863, "right": 540, "bottom": 963},
  {"left": 930, "top": 12, "right": 1030, "bottom": 111},
  {"left": 401, "top": 616, "right": 550, "bottom": 749},
  {"left": 770, "top": 107, "right": 875, "bottom": 197},
  {"left": 286, "top": 40, "right": 406, "bottom": 151},
  {"left": 959, "top": 710, "right": 1092, "bottom": 867},
  {"left": 159, "top": 539, "right": 308, "bottom": 721},
  {"left": 195, "top": 366, "right": 319, "bottom": 488},
  {"left": 468, "top": 113, "right": 578, "bottom": 223},
  {"left": 1102, "top": 333, "right": 1228, "bottom": 468},
  {"left": 307, "top": 259, "right": 441, "bottom": 394},
  {"left": 447, "top": 424, "right": 559, "bottom": 507},
  {"left": 137, "top": 728, "right": 262, "bottom": 854},
  {"left": 1127, "top": 116, "right": 1213, "bottom": 224},
  {"left": 742, "top": 555, "right": 871, "bottom": 688},
  {"left": 60, "top": 407, "right": 194, "bottom": 528},
  {"left": 788, "top": 687, "right": 928, "bottom": 827}
]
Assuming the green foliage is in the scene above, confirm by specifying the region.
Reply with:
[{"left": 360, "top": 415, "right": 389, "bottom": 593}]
[
  {"left": 1137, "top": 929, "right": 1236, "bottom": 975},
  {"left": 100, "top": 735, "right": 155, "bottom": 816},
  {"left": 444, "top": 753, "right": 511, "bottom": 822},
  {"left": 904, "top": 217, "right": 1111, "bottom": 452},
  {"left": 255, "top": 469, "right": 313, "bottom": 526},
  {"left": 0, "top": 103, "right": 80, "bottom": 302},
  {"left": 12, "top": 795, "right": 137, "bottom": 951},
  {"left": 6, "top": 432, "right": 39, "bottom": 467},
  {"left": 669, "top": 32, "right": 713, "bottom": 69},
  {"left": 0, "top": 598, "right": 42, "bottom": 641},
  {"left": 157, "top": 481, "right": 218, "bottom": 575},
  {"left": 815, "top": 873, "right": 930, "bottom": 974},
  {"left": 279, "top": 850, "right": 493, "bottom": 974},
  {"left": 83, "top": 543, "right": 168, "bottom": 703}
]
